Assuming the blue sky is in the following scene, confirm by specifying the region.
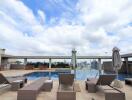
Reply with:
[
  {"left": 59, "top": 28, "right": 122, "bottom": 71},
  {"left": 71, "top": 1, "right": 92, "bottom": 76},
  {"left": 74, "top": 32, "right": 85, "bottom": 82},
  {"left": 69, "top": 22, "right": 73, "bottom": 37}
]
[
  {"left": 22, "top": 0, "right": 79, "bottom": 25},
  {"left": 0, "top": 0, "right": 132, "bottom": 56}
]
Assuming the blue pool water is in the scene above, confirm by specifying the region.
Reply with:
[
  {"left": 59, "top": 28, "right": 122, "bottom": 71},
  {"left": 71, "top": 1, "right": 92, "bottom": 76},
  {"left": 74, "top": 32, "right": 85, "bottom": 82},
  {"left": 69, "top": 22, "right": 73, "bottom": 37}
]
[{"left": 25, "top": 70, "right": 132, "bottom": 80}]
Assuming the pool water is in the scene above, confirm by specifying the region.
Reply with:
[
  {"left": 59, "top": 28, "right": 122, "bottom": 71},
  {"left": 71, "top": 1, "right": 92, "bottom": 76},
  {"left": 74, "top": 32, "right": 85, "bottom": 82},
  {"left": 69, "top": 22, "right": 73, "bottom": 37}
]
[{"left": 25, "top": 70, "right": 132, "bottom": 80}]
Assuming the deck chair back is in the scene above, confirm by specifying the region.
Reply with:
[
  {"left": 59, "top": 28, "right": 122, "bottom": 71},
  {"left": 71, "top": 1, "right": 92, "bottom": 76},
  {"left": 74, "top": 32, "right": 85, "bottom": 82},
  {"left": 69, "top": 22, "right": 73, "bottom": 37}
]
[
  {"left": 0, "top": 73, "right": 10, "bottom": 84},
  {"left": 96, "top": 74, "right": 116, "bottom": 85},
  {"left": 59, "top": 74, "right": 74, "bottom": 85}
]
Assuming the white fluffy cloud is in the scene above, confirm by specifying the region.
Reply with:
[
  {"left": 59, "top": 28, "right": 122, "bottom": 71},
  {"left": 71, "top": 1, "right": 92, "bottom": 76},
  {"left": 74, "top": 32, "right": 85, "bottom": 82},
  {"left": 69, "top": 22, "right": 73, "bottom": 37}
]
[{"left": 0, "top": 0, "right": 132, "bottom": 56}]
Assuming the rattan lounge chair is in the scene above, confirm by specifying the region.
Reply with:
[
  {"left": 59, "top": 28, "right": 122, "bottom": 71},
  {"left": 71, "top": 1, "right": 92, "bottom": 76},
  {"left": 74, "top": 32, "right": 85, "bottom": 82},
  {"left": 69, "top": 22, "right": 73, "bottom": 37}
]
[
  {"left": 57, "top": 73, "right": 76, "bottom": 100},
  {"left": 0, "top": 84, "right": 11, "bottom": 95},
  {"left": 85, "top": 74, "right": 116, "bottom": 92},
  {"left": 85, "top": 74, "right": 126, "bottom": 100},
  {"left": 59, "top": 73, "right": 74, "bottom": 86},
  {"left": 0, "top": 73, "right": 27, "bottom": 84},
  {"left": 17, "top": 77, "right": 49, "bottom": 100}
]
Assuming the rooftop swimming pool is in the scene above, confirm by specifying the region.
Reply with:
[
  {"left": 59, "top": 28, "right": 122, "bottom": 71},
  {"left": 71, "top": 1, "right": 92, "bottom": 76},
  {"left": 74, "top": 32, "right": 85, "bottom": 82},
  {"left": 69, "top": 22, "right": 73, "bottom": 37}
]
[{"left": 25, "top": 70, "right": 132, "bottom": 81}]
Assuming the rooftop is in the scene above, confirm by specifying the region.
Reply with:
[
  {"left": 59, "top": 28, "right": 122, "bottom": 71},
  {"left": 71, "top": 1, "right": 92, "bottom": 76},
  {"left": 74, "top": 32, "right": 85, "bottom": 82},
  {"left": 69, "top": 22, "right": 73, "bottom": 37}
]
[{"left": 0, "top": 70, "right": 132, "bottom": 100}]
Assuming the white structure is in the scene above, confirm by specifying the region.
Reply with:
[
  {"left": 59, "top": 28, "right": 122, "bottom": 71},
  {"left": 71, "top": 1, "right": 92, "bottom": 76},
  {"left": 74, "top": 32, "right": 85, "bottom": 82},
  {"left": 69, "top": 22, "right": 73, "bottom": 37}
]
[
  {"left": 0, "top": 49, "right": 5, "bottom": 65},
  {"left": 71, "top": 49, "right": 77, "bottom": 78},
  {"left": 71, "top": 48, "right": 77, "bottom": 68},
  {"left": 0, "top": 49, "right": 15, "bottom": 69},
  {"left": 0, "top": 49, "right": 5, "bottom": 54}
]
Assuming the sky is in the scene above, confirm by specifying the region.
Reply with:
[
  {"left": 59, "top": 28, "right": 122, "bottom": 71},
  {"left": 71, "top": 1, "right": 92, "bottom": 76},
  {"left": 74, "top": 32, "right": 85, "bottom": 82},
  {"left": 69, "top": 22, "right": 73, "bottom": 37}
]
[{"left": 0, "top": 0, "right": 132, "bottom": 56}]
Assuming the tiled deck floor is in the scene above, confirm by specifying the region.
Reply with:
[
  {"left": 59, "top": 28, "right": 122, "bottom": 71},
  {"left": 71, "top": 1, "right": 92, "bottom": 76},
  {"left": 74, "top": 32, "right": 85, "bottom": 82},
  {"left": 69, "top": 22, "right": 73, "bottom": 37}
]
[{"left": 0, "top": 70, "right": 132, "bottom": 100}]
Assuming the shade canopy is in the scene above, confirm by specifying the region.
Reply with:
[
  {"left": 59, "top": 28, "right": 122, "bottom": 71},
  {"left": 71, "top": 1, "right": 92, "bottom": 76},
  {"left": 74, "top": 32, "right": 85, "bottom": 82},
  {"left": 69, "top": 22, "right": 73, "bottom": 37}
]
[
  {"left": 112, "top": 47, "right": 123, "bottom": 88},
  {"left": 112, "top": 47, "right": 122, "bottom": 73}
]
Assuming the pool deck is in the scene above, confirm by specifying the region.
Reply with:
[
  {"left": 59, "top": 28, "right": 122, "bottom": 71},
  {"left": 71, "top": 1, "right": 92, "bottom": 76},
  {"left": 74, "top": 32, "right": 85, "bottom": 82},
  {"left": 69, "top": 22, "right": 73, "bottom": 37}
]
[{"left": 0, "top": 70, "right": 132, "bottom": 100}]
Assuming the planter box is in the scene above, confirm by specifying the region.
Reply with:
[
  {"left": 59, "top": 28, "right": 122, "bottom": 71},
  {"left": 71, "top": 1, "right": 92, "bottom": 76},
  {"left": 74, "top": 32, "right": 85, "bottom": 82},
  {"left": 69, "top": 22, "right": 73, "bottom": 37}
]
[
  {"left": 39, "top": 65, "right": 48, "bottom": 70},
  {"left": 25, "top": 65, "right": 34, "bottom": 70}
]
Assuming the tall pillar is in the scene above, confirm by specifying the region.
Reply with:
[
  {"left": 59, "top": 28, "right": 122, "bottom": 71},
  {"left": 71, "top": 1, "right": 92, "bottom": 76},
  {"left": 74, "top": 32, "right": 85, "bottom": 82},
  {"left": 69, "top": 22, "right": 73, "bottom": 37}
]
[
  {"left": 124, "top": 57, "right": 129, "bottom": 74},
  {"left": 72, "top": 49, "right": 77, "bottom": 69},
  {"left": 24, "top": 58, "right": 27, "bottom": 66},
  {"left": 49, "top": 58, "right": 51, "bottom": 69},
  {"left": 98, "top": 58, "right": 102, "bottom": 75},
  {"left": 2, "top": 58, "right": 9, "bottom": 70},
  {"left": 71, "top": 49, "right": 77, "bottom": 79}
]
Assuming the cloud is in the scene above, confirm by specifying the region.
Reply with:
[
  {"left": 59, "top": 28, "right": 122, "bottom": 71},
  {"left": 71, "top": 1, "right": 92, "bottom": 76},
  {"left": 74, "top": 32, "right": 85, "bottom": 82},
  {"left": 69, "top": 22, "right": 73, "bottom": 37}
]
[
  {"left": 0, "top": 0, "right": 132, "bottom": 56},
  {"left": 37, "top": 10, "right": 46, "bottom": 25}
]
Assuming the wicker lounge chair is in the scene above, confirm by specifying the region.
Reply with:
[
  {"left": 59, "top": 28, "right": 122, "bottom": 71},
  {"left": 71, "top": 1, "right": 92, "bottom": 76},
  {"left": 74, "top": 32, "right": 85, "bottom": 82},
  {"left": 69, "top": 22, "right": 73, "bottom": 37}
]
[
  {"left": 0, "top": 84, "right": 11, "bottom": 95},
  {"left": 85, "top": 74, "right": 116, "bottom": 92},
  {"left": 57, "top": 73, "right": 76, "bottom": 100},
  {"left": 0, "top": 73, "right": 27, "bottom": 91},
  {"left": 85, "top": 74, "right": 126, "bottom": 100},
  {"left": 0, "top": 73, "right": 27, "bottom": 84},
  {"left": 59, "top": 73, "right": 74, "bottom": 85},
  {"left": 17, "top": 77, "right": 50, "bottom": 100}
]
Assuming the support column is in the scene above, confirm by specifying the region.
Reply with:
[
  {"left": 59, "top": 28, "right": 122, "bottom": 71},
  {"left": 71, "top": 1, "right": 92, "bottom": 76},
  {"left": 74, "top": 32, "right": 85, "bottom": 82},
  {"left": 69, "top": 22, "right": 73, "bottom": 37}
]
[
  {"left": 2, "top": 58, "right": 9, "bottom": 70},
  {"left": 98, "top": 58, "right": 102, "bottom": 75},
  {"left": 124, "top": 57, "right": 129, "bottom": 74},
  {"left": 49, "top": 58, "right": 51, "bottom": 69},
  {"left": 24, "top": 58, "right": 27, "bottom": 66}
]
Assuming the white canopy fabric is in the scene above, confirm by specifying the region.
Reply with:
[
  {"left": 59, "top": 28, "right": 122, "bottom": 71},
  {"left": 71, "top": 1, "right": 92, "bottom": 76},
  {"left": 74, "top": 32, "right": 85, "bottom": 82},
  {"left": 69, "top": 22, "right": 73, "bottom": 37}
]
[
  {"left": 112, "top": 47, "right": 122, "bottom": 75},
  {"left": 112, "top": 47, "right": 123, "bottom": 88}
]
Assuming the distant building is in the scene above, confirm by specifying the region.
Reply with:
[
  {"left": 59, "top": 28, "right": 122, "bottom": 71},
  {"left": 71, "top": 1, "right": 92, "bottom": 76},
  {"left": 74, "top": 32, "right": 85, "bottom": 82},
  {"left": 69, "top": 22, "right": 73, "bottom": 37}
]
[
  {"left": 77, "top": 61, "right": 90, "bottom": 69},
  {"left": 91, "top": 60, "right": 98, "bottom": 69}
]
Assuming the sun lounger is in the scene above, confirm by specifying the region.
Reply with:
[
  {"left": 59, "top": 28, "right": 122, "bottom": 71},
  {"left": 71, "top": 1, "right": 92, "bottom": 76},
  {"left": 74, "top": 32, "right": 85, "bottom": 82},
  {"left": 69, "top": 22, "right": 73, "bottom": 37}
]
[
  {"left": 0, "top": 84, "right": 11, "bottom": 95},
  {"left": 57, "top": 84, "right": 76, "bottom": 100},
  {"left": 59, "top": 73, "right": 74, "bottom": 86},
  {"left": 7, "top": 76, "right": 27, "bottom": 83},
  {"left": 99, "top": 85, "right": 126, "bottom": 100},
  {"left": 0, "top": 73, "right": 27, "bottom": 92},
  {"left": 0, "top": 73, "right": 27, "bottom": 84},
  {"left": 57, "top": 74, "right": 76, "bottom": 100},
  {"left": 85, "top": 74, "right": 116, "bottom": 92},
  {"left": 0, "top": 73, "right": 10, "bottom": 84},
  {"left": 85, "top": 74, "right": 126, "bottom": 100},
  {"left": 17, "top": 77, "right": 50, "bottom": 100}
]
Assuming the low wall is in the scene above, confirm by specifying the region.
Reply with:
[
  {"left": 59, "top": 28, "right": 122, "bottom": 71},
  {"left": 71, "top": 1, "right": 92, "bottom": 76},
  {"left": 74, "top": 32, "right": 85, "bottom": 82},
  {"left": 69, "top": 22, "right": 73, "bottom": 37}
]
[{"left": 10, "top": 64, "right": 25, "bottom": 70}]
